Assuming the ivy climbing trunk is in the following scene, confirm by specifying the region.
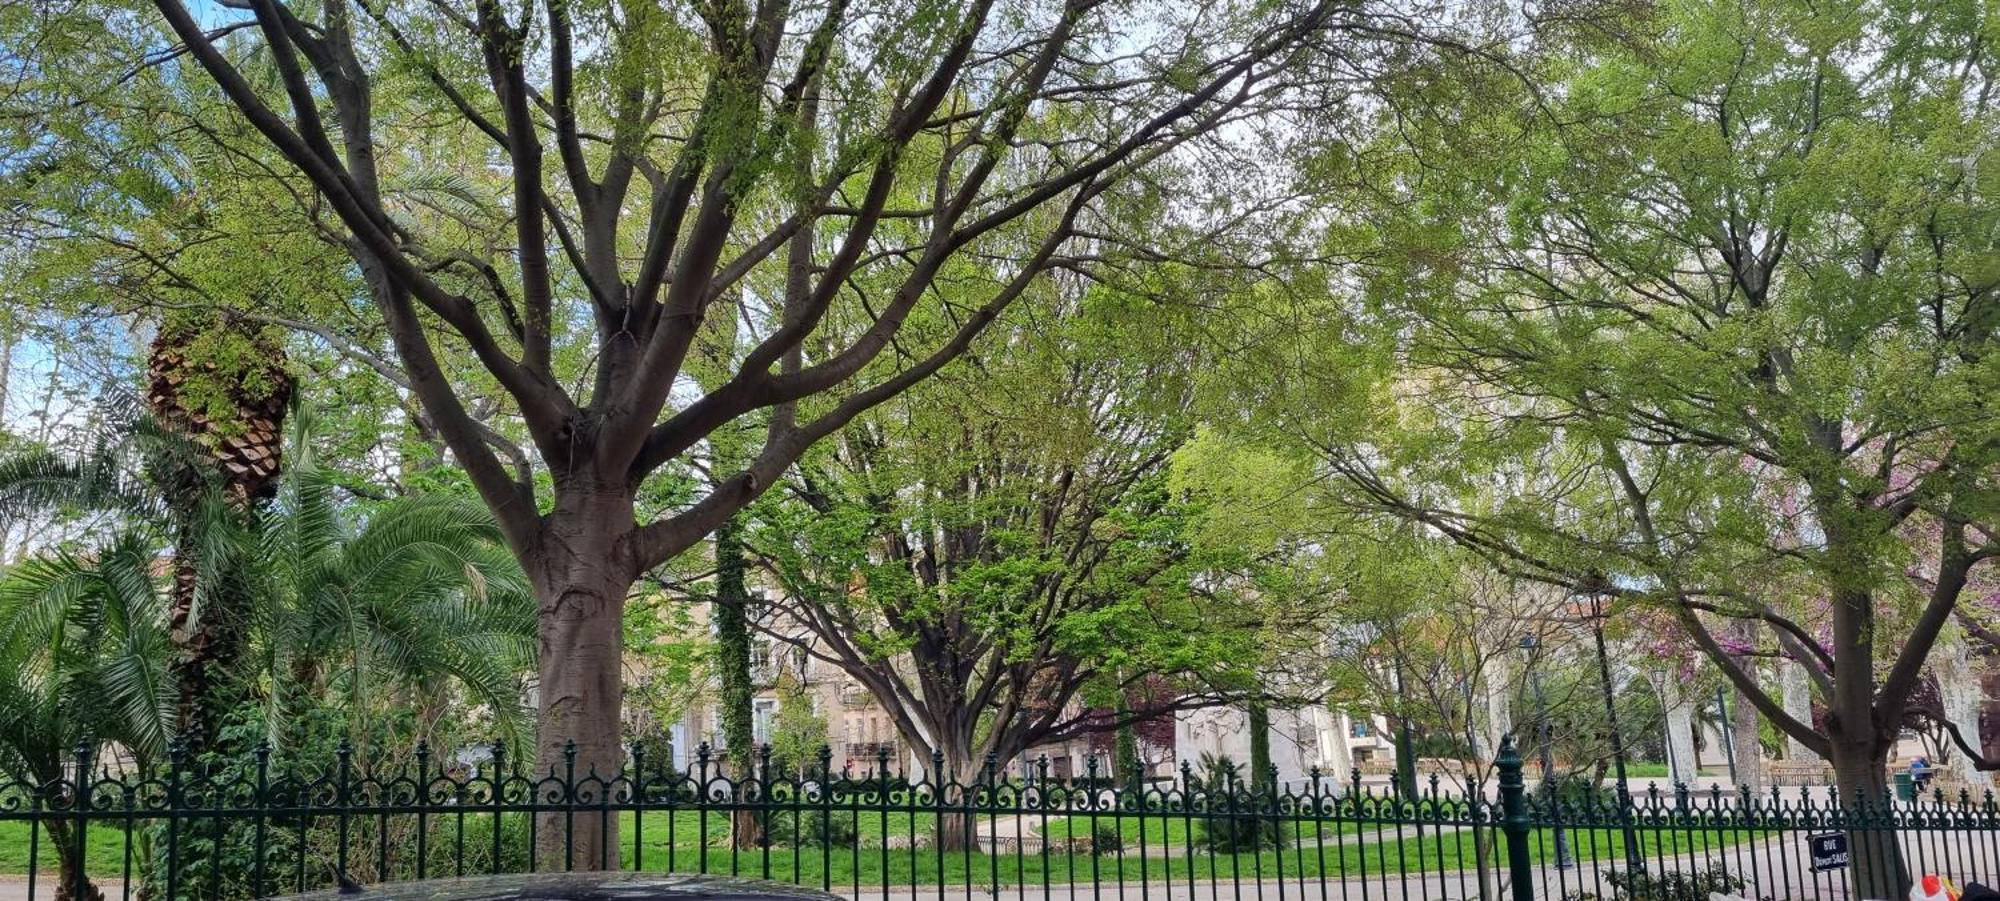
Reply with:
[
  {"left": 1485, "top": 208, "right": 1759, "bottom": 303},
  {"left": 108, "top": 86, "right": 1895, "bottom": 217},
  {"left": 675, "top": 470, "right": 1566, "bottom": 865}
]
[
  {"left": 1247, "top": 702, "right": 1273, "bottom": 794},
  {"left": 712, "top": 513, "right": 764, "bottom": 849},
  {"left": 1116, "top": 704, "right": 1143, "bottom": 790}
]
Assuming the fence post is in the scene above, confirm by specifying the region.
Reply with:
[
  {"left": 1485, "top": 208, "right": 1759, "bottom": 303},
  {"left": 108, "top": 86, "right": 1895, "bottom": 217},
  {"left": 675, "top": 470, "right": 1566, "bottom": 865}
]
[
  {"left": 165, "top": 735, "right": 186, "bottom": 901},
  {"left": 336, "top": 737, "right": 353, "bottom": 888},
  {"left": 71, "top": 742, "right": 90, "bottom": 901},
  {"left": 1498, "top": 735, "right": 1535, "bottom": 901}
]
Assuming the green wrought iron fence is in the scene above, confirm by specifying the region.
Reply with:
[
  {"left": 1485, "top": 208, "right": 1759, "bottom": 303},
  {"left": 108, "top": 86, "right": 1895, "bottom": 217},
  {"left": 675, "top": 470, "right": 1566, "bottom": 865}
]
[{"left": 2, "top": 736, "right": 1995, "bottom": 900}]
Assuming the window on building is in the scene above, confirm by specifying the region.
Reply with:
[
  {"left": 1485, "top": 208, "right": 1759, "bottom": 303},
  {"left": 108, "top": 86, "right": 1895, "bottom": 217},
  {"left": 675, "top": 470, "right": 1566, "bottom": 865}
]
[
  {"left": 1350, "top": 721, "right": 1371, "bottom": 738},
  {"left": 753, "top": 699, "right": 778, "bottom": 744}
]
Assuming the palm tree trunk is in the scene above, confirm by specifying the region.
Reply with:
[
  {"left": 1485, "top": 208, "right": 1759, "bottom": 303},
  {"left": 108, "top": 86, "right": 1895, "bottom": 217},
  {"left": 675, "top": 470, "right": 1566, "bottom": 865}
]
[
  {"left": 146, "top": 314, "right": 292, "bottom": 751},
  {"left": 41, "top": 821, "right": 105, "bottom": 901}
]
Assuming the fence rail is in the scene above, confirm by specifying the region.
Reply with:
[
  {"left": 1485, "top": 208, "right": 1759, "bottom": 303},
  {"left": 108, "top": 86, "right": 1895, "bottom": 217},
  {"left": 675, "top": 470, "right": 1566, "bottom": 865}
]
[{"left": 2, "top": 737, "right": 1995, "bottom": 900}]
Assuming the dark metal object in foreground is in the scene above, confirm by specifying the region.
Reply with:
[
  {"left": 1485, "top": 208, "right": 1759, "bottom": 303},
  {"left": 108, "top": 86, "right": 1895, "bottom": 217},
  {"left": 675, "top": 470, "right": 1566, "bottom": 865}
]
[{"left": 278, "top": 872, "right": 843, "bottom": 900}]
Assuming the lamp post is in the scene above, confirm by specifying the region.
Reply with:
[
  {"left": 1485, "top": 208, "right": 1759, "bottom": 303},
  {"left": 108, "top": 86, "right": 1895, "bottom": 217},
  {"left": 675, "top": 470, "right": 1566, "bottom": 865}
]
[
  {"left": 1518, "top": 634, "right": 1573, "bottom": 869},
  {"left": 1589, "top": 595, "right": 1645, "bottom": 872}
]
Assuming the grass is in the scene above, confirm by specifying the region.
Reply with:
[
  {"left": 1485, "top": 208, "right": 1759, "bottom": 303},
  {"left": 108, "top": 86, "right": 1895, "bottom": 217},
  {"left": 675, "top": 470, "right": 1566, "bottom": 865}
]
[
  {"left": 1610, "top": 763, "right": 1726, "bottom": 781},
  {"left": 0, "top": 819, "right": 137, "bottom": 877},
  {"left": 1036, "top": 812, "right": 1365, "bottom": 845},
  {"left": 0, "top": 807, "right": 1765, "bottom": 888},
  {"left": 623, "top": 808, "right": 938, "bottom": 845},
  {"left": 610, "top": 825, "right": 1760, "bottom": 887}
]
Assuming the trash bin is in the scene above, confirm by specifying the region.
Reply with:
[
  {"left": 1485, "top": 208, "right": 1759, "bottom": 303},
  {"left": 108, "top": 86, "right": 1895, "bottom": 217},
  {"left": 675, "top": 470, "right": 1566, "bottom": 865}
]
[{"left": 1895, "top": 771, "right": 1916, "bottom": 801}]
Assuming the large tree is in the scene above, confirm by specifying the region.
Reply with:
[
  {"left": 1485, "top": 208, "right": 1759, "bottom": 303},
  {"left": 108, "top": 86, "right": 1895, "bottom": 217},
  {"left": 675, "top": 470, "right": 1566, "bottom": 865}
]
[
  {"left": 742, "top": 288, "right": 1315, "bottom": 848},
  {"left": 100, "top": 5, "right": 1363, "bottom": 867},
  {"left": 1264, "top": 0, "right": 2000, "bottom": 894}
]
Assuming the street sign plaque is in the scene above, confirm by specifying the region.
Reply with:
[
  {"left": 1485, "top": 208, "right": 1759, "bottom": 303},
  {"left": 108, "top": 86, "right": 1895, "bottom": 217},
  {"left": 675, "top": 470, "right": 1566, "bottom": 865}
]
[{"left": 1809, "top": 832, "right": 1850, "bottom": 872}]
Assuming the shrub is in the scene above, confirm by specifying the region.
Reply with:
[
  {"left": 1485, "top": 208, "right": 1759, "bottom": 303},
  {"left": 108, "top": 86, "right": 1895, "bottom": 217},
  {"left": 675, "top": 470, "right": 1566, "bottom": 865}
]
[
  {"left": 1190, "top": 754, "right": 1290, "bottom": 853},
  {"left": 764, "top": 809, "right": 860, "bottom": 848},
  {"left": 1196, "top": 813, "right": 1290, "bottom": 853}
]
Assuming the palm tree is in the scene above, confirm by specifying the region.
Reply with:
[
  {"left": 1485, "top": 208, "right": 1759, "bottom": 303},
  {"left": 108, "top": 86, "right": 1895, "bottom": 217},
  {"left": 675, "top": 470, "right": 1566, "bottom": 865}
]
[
  {"left": 0, "top": 403, "right": 534, "bottom": 896},
  {"left": 144, "top": 315, "right": 294, "bottom": 752},
  {"left": 0, "top": 401, "right": 535, "bottom": 737},
  {"left": 0, "top": 532, "right": 175, "bottom": 901},
  {"left": 256, "top": 425, "right": 535, "bottom": 750},
  {"left": 0, "top": 391, "right": 256, "bottom": 751}
]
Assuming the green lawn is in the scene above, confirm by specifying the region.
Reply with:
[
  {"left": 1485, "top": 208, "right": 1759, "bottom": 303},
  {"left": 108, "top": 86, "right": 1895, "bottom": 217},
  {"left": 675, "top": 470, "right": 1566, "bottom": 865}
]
[
  {"left": 622, "top": 807, "right": 937, "bottom": 845},
  {"left": 612, "top": 825, "right": 1761, "bottom": 887},
  {"left": 1609, "top": 763, "right": 1725, "bottom": 781},
  {"left": 0, "top": 819, "right": 137, "bottom": 877},
  {"left": 1036, "top": 812, "right": 1366, "bottom": 845},
  {"left": 0, "top": 808, "right": 1764, "bottom": 887}
]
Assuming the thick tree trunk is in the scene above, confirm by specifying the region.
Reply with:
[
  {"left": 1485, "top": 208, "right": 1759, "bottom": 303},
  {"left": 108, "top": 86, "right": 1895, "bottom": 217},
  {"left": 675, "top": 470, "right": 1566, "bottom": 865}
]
[
  {"left": 147, "top": 314, "right": 292, "bottom": 754},
  {"left": 1780, "top": 660, "right": 1815, "bottom": 762},
  {"left": 919, "top": 723, "right": 1027, "bottom": 852},
  {"left": 1819, "top": 571, "right": 1907, "bottom": 898},
  {"left": 1729, "top": 624, "right": 1764, "bottom": 793},
  {"left": 530, "top": 488, "right": 635, "bottom": 871},
  {"left": 1935, "top": 633, "right": 1992, "bottom": 792},
  {"left": 1654, "top": 673, "right": 1700, "bottom": 786},
  {"left": 934, "top": 811, "right": 978, "bottom": 852},
  {"left": 931, "top": 756, "right": 985, "bottom": 852},
  {"left": 166, "top": 548, "right": 248, "bottom": 752},
  {"left": 1829, "top": 737, "right": 1907, "bottom": 900},
  {"left": 1729, "top": 689, "right": 1762, "bottom": 791}
]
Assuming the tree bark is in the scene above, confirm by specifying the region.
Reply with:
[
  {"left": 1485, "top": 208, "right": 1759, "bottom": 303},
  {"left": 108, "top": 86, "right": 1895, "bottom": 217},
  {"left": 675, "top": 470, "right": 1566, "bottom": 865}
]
[
  {"left": 1729, "top": 688, "right": 1762, "bottom": 792},
  {"left": 1655, "top": 672, "right": 1700, "bottom": 787},
  {"left": 165, "top": 547, "right": 249, "bottom": 752},
  {"left": 1821, "top": 570, "right": 1910, "bottom": 897},
  {"left": 40, "top": 821, "right": 103, "bottom": 901},
  {"left": 1318, "top": 708, "right": 1355, "bottom": 786},
  {"left": 1780, "top": 660, "right": 1815, "bottom": 763},
  {"left": 1935, "top": 633, "right": 1992, "bottom": 792},
  {"left": 146, "top": 315, "right": 292, "bottom": 753},
  {"left": 1477, "top": 656, "right": 1513, "bottom": 766},
  {"left": 528, "top": 484, "right": 635, "bottom": 871},
  {"left": 1729, "top": 622, "right": 1764, "bottom": 793},
  {"left": 1829, "top": 736, "right": 1907, "bottom": 900}
]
